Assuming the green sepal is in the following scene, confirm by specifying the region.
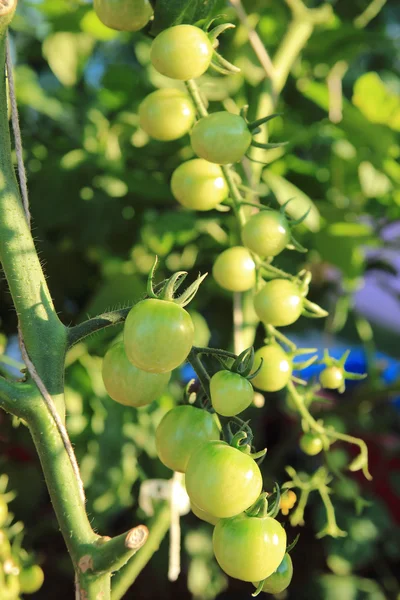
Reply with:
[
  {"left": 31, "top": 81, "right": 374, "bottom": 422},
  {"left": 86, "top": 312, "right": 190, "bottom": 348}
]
[
  {"left": 210, "top": 49, "right": 241, "bottom": 75},
  {"left": 252, "top": 580, "right": 265, "bottom": 597},
  {"left": 208, "top": 22, "right": 235, "bottom": 47},
  {"left": 251, "top": 140, "right": 288, "bottom": 150},
  {"left": 248, "top": 113, "right": 283, "bottom": 132}
]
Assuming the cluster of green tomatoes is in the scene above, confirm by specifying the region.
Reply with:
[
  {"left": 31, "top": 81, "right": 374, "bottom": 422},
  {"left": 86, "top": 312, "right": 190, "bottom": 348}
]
[
  {"left": 0, "top": 493, "right": 44, "bottom": 598},
  {"left": 93, "top": 5, "right": 362, "bottom": 594}
]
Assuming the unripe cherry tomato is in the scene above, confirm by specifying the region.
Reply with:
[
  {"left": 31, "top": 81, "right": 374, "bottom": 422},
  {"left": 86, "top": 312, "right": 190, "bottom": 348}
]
[
  {"left": 156, "top": 405, "right": 220, "bottom": 472},
  {"left": 213, "top": 512, "right": 287, "bottom": 582},
  {"left": 191, "top": 502, "right": 219, "bottom": 525},
  {"left": 254, "top": 279, "right": 303, "bottom": 327},
  {"left": 124, "top": 299, "right": 194, "bottom": 373},
  {"left": 251, "top": 345, "right": 292, "bottom": 392},
  {"left": 300, "top": 432, "right": 323, "bottom": 455},
  {"left": 171, "top": 159, "right": 228, "bottom": 211},
  {"left": 191, "top": 112, "right": 252, "bottom": 164},
  {"left": 253, "top": 553, "right": 293, "bottom": 594},
  {"left": 185, "top": 441, "right": 262, "bottom": 519},
  {"left": 319, "top": 366, "right": 344, "bottom": 389},
  {"left": 242, "top": 210, "right": 290, "bottom": 258},
  {"left": 210, "top": 370, "right": 254, "bottom": 417},
  {"left": 102, "top": 341, "right": 170, "bottom": 407},
  {"left": 150, "top": 25, "right": 213, "bottom": 80},
  {"left": 213, "top": 246, "right": 256, "bottom": 292},
  {"left": 93, "top": 0, "right": 153, "bottom": 31},
  {"left": 139, "top": 89, "right": 195, "bottom": 141},
  {"left": 19, "top": 565, "right": 44, "bottom": 594}
]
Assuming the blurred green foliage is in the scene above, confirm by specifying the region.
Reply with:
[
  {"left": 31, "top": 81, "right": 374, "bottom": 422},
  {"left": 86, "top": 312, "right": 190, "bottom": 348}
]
[{"left": 0, "top": 0, "right": 400, "bottom": 598}]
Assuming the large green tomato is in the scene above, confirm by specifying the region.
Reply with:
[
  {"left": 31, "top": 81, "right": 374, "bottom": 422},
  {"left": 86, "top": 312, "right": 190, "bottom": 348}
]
[
  {"left": 191, "top": 112, "right": 252, "bottom": 164},
  {"left": 191, "top": 502, "right": 220, "bottom": 525},
  {"left": 251, "top": 345, "right": 292, "bottom": 392},
  {"left": 210, "top": 370, "right": 253, "bottom": 417},
  {"left": 254, "top": 279, "right": 303, "bottom": 326},
  {"left": 19, "top": 565, "right": 45, "bottom": 594},
  {"left": 139, "top": 89, "right": 195, "bottom": 141},
  {"left": 213, "top": 513, "right": 287, "bottom": 582},
  {"left": 185, "top": 441, "right": 262, "bottom": 519},
  {"left": 124, "top": 299, "right": 194, "bottom": 373},
  {"left": 171, "top": 159, "right": 228, "bottom": 211},
  {"left": 253, "top": 553, "right": 293, "bottom": 594},
  {"left": 213, "top": 246, "right": 256, "bottom": 292},
  {"left": 150, "top": 25, "right": 213, "bottom": 80},
  {"left": 94, "top": 0, "right": 153, "bottom": 31},
  {"left": 102, "top": 341, "right": 170, "bottom": 407},
  {"left": 155, "top": 405, "right": 220, "bottom": 472},
  {"left": 242, "top": 211, "right": 291, "bottom": 258}
]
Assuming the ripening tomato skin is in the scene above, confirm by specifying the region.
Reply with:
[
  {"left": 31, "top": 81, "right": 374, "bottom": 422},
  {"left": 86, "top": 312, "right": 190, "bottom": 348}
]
[
  {"left": 150, "top": 25, "right": 213, "bottom": 80},
  {"left": 124, "top": 299, "right": 194, "bottom": 373},
  {"left": 251, "top": 345, "right": 292, "bottom": 392},
  {"left": 213, "top": 513, "right": 287, "bottom": 582},
  {"left": 94, "top": 0, "right": 153, "bottom": 31},
  {"left": 300, "top": 432, "right": 323, "bottom": 456},
  {"left": 102, "top": 342, "right": 170, "bottom": 407},
  {"left": 254, "top": 279, "right": 303, "bottom": 326},
  {"left": 185, "top": 441, "right": 263, "bottom": 519},
  {"left": 242, "top": 211, "right": 291, "bottom": 258},
  {"left": 320, "top": 366, "right": 344, "bottom": 389},
  {"left": 171, "top": 159, "right": 228, "bottom": 211},
  {"left": 210, "top": 371, "right": 254, "bottom": 417},
  {"left": 191, "top": 112, "right": 252, "bottom": 164},
  {"left": 253, "top": 553, "right": 293, "bottom": 594},
  {"left": 213, "top": 246, "right": 256, "bottom": 292},
  {"left": 139, "top": 89, "right": 195, "bottom": 141},
  {"left": 191, "top": 502, "right": 220, "bottom": 525},
  {"left": 156, "top": 405, "right": 220, "bottom": 472},
  {"left": 19, "top": 565, "right": 45, "bottom": 594}
]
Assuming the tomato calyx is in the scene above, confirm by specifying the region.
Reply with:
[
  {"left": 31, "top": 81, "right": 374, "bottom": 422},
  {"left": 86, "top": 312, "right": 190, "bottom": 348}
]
[
  {"left": 146, "top": 256, "right": 207, "bottom": 307},
  {"left": 230, "top": 346, "right": 263, "bottom": 380},
  {"left": 230, "top": 431, "right": 267, "bottom": 461},
  {"left": 246, "top": 484, "right": 282, "bottom": 520},
  {"left": 203, "top": 19, "right": 241, "bottom": 75}
]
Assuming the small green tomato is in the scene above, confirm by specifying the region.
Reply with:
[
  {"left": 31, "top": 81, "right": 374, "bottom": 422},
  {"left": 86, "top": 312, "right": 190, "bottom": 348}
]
[
  {"left": 251, "top": 345, "right": 292, "bottom": 392},
  {"left": 319, "top": 366, "right": 345, "bottom": 390},
  {"left": 139, "top": 89, "right": 195, "bottom": 141},
  {"left": 253, "top": 553, "right": 293, "bottom": 594},
  {"left": 213, "top": 246, "right": 256, "bottom": 292},
  {"left": 299, "top": 432, "right": 323, "bottom": 456},
  {"left": 210, "top": 370, "right": 254, "bottom": 417}
]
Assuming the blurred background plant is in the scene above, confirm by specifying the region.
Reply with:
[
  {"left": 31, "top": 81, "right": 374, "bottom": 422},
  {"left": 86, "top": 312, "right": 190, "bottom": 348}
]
[{"left": 0, "top": 0, "right": 400, "bottom": 598}]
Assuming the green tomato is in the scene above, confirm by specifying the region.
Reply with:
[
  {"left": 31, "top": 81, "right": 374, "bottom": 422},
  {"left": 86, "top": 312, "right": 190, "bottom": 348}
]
[
  {"left": 124, "top": 299, "right": 194, "bottom": 373},
  {"left": 320, "top": 366, "right": 344, "bottom": 390},
  {"left": 0, "top": 497, "right": 8, "bottom": 527},
  {"left": 299, "top": 432, "right": 323, "bottom": 456},
  {"left": 254, "top": 279, "right": 303, "bottom": 327},
  {"left": 102, "top": 341, "right": 170, "bottom": 407},
  {"left": 210, "top": 370, "right": 254, "bottom": 417},
  {"left": 19, "top": 565, "right": 44, "bottom": 594},
  {"left": 213, "top": 246, "right": 256, "bottom": 292},
  {"left": 191, "top": 502, "right": 220, "bottom": 525},
  {"left": 150, "top": 25, "right": 213, "bottom": 80},
  {"left": 242, "top": 211, "right": 291, "bottom": 258},
  {"left": 191, "top": 112, "right": 252, "bottom": 164},
  {"left": 185, "top": 441, "right": 262, "bottom": 519},
  {"left": 171, "top": 159, "right": 228, "bottom": 211},
  {"left": 93, "top": 0, "right": 153, "bottom": 31},
  {"left": 156, "top": 405, "right": 220, "bottom": 472},
  {"left": 139, "top": 89, "right": 195, "bottom": 141},
  {"left": 213, "top": 513, "right": 287, "bottom": 582},
  {"left": 253, "top": 553, "right": 293, "bottom": 594},
  {"left": 251, "top": 345, "right": 292, "bottom": 392}
]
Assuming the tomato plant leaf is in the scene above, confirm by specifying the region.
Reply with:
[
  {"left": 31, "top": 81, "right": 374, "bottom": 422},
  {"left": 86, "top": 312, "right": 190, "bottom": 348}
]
[{"left": 151, "top": 0, "right": 218, "bottom": 35}]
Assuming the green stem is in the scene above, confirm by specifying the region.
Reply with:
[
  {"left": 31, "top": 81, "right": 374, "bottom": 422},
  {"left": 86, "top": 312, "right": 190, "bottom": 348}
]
[
  {"left": 0, "top": 30, "right": 67, "bottom": 414},
  {"left": 75, "top": 572, "right": 112, "bottom": 600},
  {"left": 111, "top": 504, "right": 171, "bottom": 600},
  {"left": 186, "top": 79, "right": 208, "bottom": 118},
  {"left": 68, "top": 308, "right": 131, "bottom": 347},
  {"left": 188, "top": 349, "right": 211, "bottom": 397},
  {"left": 91, "top": 526, "right": 149, "bottom": 574}
]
